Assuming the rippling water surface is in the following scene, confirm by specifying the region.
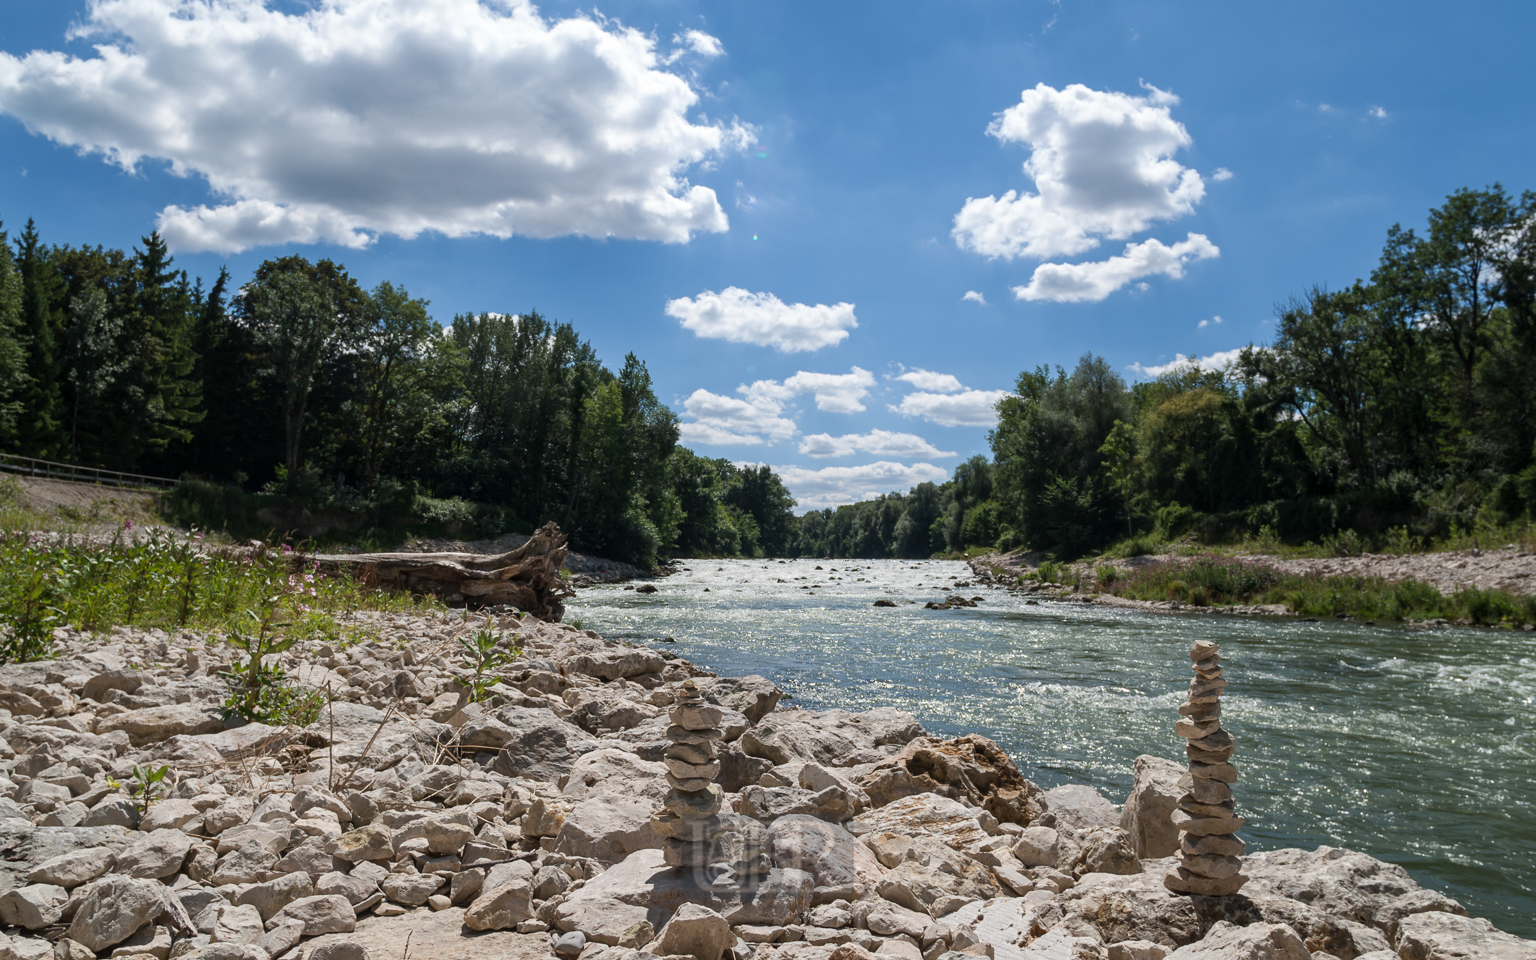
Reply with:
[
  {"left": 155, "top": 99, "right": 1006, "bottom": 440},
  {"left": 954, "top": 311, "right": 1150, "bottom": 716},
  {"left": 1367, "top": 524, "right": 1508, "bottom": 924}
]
[{"left": 566, "top": 558, "right": 1536, "bottom": 936}]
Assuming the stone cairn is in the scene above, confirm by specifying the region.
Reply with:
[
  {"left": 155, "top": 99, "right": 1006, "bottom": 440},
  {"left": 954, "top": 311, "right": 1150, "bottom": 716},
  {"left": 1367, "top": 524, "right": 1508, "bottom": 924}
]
[
  {"left": 652, "top": 680, "right": 770, "bottom": 886},
  {"left": 1164, "top": 639, "right": 1248, "bottom": 896}
]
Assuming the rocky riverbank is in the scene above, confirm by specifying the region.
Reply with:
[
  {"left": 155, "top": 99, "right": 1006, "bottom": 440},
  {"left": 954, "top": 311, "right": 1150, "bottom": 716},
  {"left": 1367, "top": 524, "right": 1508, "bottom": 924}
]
[
  {"left": 1, "top": 611, "right": 1531, "bottom": 960},
  {"left": 969, "top": 545, "right": 1536, "bottom": 625}
]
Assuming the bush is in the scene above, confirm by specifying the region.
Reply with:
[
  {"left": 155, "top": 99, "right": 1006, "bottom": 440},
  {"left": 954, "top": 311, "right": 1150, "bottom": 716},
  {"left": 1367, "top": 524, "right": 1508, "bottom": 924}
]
[
  {"left": 1322, "top": 528, "right": 1365, "bottom": 557},
  {"left": 1110, "top": 534, "right": 1162, "bottom": 558},
  {"left": 1153, "top": 503, "right": 1200, "bottom": 540}
]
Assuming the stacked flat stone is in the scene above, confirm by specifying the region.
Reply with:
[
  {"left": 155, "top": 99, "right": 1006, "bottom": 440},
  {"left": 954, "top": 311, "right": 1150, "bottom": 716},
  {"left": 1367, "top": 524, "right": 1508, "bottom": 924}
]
[
  {"left": 1164, "top": 639, "right": 1248, "bottom": 896},
  {"left": 653, "top": 680, "right": 729, "bottom": 869}
]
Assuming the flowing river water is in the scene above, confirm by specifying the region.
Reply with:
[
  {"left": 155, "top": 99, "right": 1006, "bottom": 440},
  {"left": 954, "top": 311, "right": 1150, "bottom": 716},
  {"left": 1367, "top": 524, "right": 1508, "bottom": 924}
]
[{"left": 566, "top": 557, "right": 1536, "bottom": 937}]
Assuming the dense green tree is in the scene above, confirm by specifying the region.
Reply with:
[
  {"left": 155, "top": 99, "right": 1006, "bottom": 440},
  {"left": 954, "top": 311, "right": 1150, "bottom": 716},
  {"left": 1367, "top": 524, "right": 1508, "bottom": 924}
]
[
  {"left": 723, "top": 464, "right": 796, "bottom": 556},
  {"left": 347, "top": 282, "right": 439, "bottom": 491},
  {"left": 0, "top": 220, "right": 27, "bottom": 442},
  {"left": 15, "top": 220, "right": 64, "bottom": 456},
  {"left": 991, "top": 354, "right": 1131, "bottom": 553}
]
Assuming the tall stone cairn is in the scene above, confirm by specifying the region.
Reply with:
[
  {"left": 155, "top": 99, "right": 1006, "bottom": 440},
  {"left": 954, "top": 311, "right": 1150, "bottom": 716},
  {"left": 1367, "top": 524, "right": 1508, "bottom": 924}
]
[
  {"left": 653, "top": 679, "right": 729, "bottom": 869},
  {"left": 1164, "top": 639, "right": 1248, "bottom": 896}
]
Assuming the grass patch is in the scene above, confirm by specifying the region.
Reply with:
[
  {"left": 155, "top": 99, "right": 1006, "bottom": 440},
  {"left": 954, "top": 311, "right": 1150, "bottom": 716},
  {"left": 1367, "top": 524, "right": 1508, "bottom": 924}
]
[
  {"left": 0, "top": 526, "right": 442, "bottom": 665},
  {"left": 1101, "top": 554, "right": 1536, "bottom": 626}
]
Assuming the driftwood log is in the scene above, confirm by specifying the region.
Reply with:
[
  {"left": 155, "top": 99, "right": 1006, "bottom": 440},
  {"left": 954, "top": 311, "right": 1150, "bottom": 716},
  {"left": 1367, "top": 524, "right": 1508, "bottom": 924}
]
[{"left": 311, "top": 521, "right": 576, "bottom": 620}]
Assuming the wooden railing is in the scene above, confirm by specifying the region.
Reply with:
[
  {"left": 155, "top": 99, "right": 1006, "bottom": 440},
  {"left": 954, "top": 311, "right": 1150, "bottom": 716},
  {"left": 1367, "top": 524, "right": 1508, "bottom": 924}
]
[{"left": 0, "top": 453, "right": 178, "bottom": 490}]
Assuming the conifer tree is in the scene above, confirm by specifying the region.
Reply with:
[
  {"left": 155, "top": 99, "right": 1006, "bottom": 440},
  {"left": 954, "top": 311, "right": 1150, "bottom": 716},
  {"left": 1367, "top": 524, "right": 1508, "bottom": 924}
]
[{"left": 15, "top": 220, "right": 63, "bottom": 457}]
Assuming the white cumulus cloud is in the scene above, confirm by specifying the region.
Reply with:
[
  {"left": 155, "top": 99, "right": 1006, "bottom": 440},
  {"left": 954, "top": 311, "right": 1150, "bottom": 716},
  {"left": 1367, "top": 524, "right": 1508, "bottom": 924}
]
[
  {"left": 773, "top": 462, "right": 952, "bottom": 512},
  {"left": 1198, "top": 315, "right": 1223, "bottom": 329},
  {"left": 1011, "top": 233, "right": 1219, "bottom": 303},
  {"left": 771, "top": 368, "right": 875, "bottom": 413},
  {"left": 798, "top": 430, "right": 955, "bottom": 460},
  {"left": 893, "top": 389, "right": 1011, "bottom": 428},
  {"left": 0, "top": 0, "right": 745, "bottom": 253},
  {"left": 1211, "top": 167, "right": 1234, "bottom": 181},
  {"left": 678, "top": 388, "right": 796, "bottom": 446},
  {"left": 895, "top": 369, "right": 964, "bottom": 393},
  {"left": 677, "top": 367, "right": 874, "bottom": 445},
  {"left": 962, "top": 290, "right": 987, "bottom": 305},
  {"left": 666, "top": 287, "right": 857, "bottom": 352},
  {"left": 1128, "top": 347, "right": 1246, "bottom": 378},
  {"left": 952, "top": 82, "right": 1206, "bottom": 261}
]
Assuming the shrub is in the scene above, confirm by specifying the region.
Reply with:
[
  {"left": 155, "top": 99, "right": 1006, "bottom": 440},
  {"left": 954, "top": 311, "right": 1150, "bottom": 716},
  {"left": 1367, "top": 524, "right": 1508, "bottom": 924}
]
[{"left": 1111, "top": 534, "right": 1162, "bottom": 558}]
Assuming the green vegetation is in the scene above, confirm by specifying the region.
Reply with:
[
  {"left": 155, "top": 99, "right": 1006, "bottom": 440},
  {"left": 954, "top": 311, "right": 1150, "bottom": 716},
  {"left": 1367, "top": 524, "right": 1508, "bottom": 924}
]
[
  {"left": 793, "top": 455, "right": 997, "bottom": 559},
  {"left": 800, "top": 185, "right": 1536, "bottom": 562},
  {"left": 987, "top": 185, "right": 1536, "bottom": 558},
  {"left": 0, "top": 523, "right": 435, "bottom": 665},
  {"left": 454, "top": 627, "right": 520, "bottom": 703},
  {"left": 1094, "top": 555, "right": 1536, "bottom": 626},
  {"left": 128, "top": 764, "right": 171, "bottom": 813},
  {"left": 0, "top": 217, "right": 798, "bottom": 566}
]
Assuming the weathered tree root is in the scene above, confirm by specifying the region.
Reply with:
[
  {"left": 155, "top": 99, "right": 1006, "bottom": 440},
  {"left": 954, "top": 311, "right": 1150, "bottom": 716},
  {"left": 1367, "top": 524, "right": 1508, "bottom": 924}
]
[{"left": 311, "top": 520, "right": 576, "bottom": 620}]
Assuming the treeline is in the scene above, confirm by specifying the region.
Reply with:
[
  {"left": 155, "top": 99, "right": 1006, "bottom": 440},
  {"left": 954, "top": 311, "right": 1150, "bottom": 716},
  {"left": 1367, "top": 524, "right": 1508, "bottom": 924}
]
[
  {"left": 804, "top": 185, "right": 1536, "bottom": 559},
  {"left": 791, "top": 456, "right": 999, "bottom": 559},
  {"left": 0, "top": 217, "right": 797, "bottom": 567}
]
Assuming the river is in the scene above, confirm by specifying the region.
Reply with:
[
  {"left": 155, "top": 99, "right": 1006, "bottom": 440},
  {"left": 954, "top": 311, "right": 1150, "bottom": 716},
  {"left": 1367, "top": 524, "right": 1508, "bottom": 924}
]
[{"left": 566, "top": 557, "right": 1536, "bottom": 937}]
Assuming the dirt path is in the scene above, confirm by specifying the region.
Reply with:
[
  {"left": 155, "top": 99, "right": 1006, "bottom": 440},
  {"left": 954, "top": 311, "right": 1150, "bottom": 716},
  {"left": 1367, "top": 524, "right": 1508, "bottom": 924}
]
[{"left": 6, "top": 474, "right": 164, "bottom": 530}]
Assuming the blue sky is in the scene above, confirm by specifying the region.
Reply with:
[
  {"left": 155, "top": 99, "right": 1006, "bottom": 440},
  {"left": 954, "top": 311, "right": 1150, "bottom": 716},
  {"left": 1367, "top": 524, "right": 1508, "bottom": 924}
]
[{"left": 3, "top": 0, "right": 1534, "bottom": 510}]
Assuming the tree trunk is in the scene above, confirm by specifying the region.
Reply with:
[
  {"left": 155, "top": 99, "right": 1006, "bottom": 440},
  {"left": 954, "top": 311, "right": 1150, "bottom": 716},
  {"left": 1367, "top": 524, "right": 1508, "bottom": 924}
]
[{"left": 308, "top": 521, "right": 576, "bottom": 621}]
